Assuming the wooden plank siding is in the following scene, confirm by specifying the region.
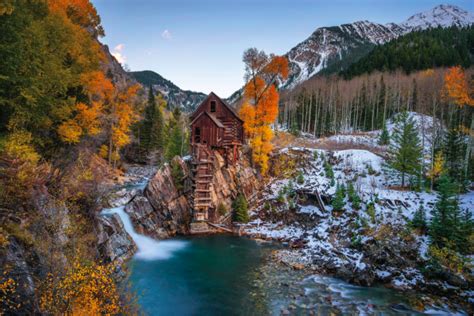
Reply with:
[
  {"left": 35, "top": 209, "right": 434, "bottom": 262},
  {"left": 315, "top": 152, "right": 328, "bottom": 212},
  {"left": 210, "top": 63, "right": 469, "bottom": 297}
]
[
  {"left": 190, "top": 92, "right": 244, "bottom": 149},
  {"left": 190, "top": 113, "right": 224, "bottom": 147}
]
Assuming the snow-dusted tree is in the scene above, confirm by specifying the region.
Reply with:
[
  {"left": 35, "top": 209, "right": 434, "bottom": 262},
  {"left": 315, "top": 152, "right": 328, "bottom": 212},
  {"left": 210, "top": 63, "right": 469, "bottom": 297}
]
[
  {"left": 347, "top": 182, "right": 361, "bottom": 209},
  {"left": 378, "top": 125, "right": 390, "bottom": 145},
  {"left": 429, "top": 175, "right": 469, "bottom": 253},
  {"left": 331, "top": 182, "right": 345, "bottom": 211},
  {"left": 444, "top": 127, "right": 468, "bottom": 190},
  {"left": 389, "top": 112, "right": 423, "bottom": 187},
  {"left": 411, "top": 204, "right": 427, "bottom": 233}
]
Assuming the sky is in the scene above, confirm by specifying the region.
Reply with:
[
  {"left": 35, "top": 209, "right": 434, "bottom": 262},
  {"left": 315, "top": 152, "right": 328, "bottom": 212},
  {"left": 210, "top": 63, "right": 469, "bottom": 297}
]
[{"left": 92, "top": 0, "right": 473, "bottom": 97}]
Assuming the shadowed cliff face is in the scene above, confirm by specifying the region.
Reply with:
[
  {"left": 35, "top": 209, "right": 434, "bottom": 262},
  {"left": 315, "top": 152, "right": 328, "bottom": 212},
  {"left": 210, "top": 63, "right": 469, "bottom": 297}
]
[{"left": 124, "top": 153, "right": 260, "bottom": 239}]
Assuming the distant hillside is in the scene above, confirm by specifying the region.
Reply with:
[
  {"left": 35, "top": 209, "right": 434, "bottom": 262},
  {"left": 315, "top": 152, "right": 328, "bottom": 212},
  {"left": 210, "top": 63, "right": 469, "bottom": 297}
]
[
  {"left": 129, "top": 70, "right": 206, "bottom": 112},
  {"left": 342, "top": 26, "right": 474, "bottom": 78}
]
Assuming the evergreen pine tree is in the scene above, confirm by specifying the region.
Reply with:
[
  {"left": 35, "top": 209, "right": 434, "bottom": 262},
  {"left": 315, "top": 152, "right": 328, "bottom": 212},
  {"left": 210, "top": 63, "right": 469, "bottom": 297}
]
[
  {"left": 140, "top": 87, "right": 165, "bottom": 162},
  {"left": 411, "top": 204, "right": 427, "bottom": 232},
  {"left": 164, "top": 107, "right": 185, "bottom": 161},
  {"left": 347, "top": 182, "right": 361, "bottom": 209},
  {"left": 389, "top": 112, "right": 422, "bottom": 187},
  {"left": 324, "top": 160, "right": 335, "bottom": 185},
  {"left": 149, "top": 94, "right": 166, "bottom": 153},
  {"left": 232, "top": 193, "right": 249, "bottom": 223},
  {"left": 429, "top": 175, "right": 467, "bottom": 252},
  {"left": 444, "top": 127, "right": 467, "bottom": 190},
  {"left": 331, "top": 182, "right": 345, "bottom": 211},
  {"left": 140, "top": 86, "right": 155, "bottom": 152},
  {"left": 378, "top": 125, "right": 390, "bottom": 145}
]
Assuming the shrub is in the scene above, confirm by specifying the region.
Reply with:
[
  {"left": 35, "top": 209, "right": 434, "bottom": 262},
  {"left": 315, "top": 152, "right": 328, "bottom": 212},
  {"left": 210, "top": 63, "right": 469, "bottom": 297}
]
[
  {"left": 324, "top": 161, "right": 334, "bottom": 180},
  {"left": 39, "top": 260, "right": 123, "bottom": 315},
  {"left": 217, "top": 202, "right": 227, "bottom": 216},
  {"left": 263, "top": 201, "right": 271, "bottom": 211},
  {"left": 410, "top": 205, "right": 427, "bottom": 232},
  {"left": 331, "top": 183, "right": 345, "bottom": 211},
  {"left": 366, "top": 201, "right": 376, "bottom": 223},
  {"left": 232, "top": 193, "right": 249, "bottom": 223},
  {"left": 276, "top": 188, "right": 285, "bottom": 203},
  {"left": 170, "top": 159, "right": 184, "bottom": 191},
  {"left": 367, "top": 164, "right": 376, "bottom": 175},
  {"left": 296, "top": 171, "right": 305, "bottom": 185},
  {"left": 347, "top": 182, "right": 361, "bottom": 209},
  {"left": 378, "top": 126, "right": 390, "bottom": 145},
  {"left": 313, "top": 151, "right": 318, "bottom": 160},
  {"left": 428, "top": 244, "right": 471, "bottom": 276}
]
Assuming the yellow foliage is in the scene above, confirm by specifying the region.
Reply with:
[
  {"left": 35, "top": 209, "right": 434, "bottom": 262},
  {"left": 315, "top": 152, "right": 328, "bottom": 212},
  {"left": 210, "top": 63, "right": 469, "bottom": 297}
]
[
  {"left": 4, "top": 131, "right": 40, "bottom": 165},
  {"left": 40, "top": 260, "right": 121, "bottom": 315},
  {"left": 0, "top": 0, "right": 14, "bottom": 15},
  {"left": 58, "top": 120, "right": 83, "bottom": 144},
  {"left": 80, "top": 71, "right": 114, "bottom": 100},
  {"left": 240, "top": 53, "right": 288, "bottom": 175},
  {"left": 0, "top": 276, "right": 19, "bottom": 314},
  {"left": 428, "top": 244, "right": 471, "bottom": 275},
  {"left": 427, "top": 151, "right": 444, "bottom": 180},
  {"left": 99, "top": 145, "right": 109, "bottom": 159}
]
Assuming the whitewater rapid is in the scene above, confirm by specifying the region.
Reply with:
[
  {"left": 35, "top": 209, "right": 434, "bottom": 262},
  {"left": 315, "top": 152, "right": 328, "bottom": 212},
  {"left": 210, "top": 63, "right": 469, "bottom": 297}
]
[{"left": 102, "top": 206, "right": 187, "bottom": 261}]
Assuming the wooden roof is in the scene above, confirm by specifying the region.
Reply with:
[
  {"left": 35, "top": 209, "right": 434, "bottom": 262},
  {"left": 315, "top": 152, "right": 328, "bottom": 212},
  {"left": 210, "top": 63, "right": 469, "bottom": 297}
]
[
  {"left": 190, "top": 92, "right": 243, "bottom": 123},
  {"left": 190, "top": 111, "right": 225, "bottom": 128}
]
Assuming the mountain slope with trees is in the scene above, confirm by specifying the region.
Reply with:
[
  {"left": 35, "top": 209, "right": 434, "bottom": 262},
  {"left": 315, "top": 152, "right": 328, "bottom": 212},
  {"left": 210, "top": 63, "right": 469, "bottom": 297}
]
[
  {"left": 342, "top": 26, "right": 474, "bottom": 78},
  {"left": 129, "top": 70, "right": 206, "bottom": 112}
]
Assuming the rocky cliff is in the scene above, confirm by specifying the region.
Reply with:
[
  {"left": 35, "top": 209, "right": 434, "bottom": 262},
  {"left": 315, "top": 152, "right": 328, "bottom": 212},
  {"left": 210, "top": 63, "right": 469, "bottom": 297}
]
[{"left": 124, "top": 152, "right": 260, "bottom": 239}]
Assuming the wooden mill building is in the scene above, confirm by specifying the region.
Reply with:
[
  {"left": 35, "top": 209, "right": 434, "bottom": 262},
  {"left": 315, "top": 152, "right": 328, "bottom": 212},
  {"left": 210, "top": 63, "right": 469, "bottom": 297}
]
[
  {"left": 190, "top": 92, "right": 244, "bottom": 162},
  {"left": 189, "top": 92, "right": 244, "bottom": 231}
]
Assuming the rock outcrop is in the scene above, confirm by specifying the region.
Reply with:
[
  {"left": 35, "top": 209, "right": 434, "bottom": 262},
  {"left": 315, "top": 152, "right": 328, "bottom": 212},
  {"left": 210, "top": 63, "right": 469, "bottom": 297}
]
[
  {"left": 97, "top": 214, "right": 137, "bottom": 268},
  {"left": 0, "top": 238, "right": 40, "bottom": 315},
  {"left": 124, "top": 153, "right": 260, "bottom": 238}
]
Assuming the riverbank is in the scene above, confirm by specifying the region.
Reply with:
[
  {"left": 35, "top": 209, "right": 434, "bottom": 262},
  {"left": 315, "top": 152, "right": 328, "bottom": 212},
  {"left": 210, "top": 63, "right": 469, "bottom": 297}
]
[
  {"left": 105, "top": 152, "right": 472, "bottom": 314},
  {"left": 239, "top": 146, "right": 474, "bottom": 314}
]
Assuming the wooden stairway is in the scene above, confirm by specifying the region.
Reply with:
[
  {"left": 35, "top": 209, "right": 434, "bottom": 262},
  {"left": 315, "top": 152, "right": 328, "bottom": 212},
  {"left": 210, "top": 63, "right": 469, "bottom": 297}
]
[{"left": 190, "top": 144, "right": 214, "bottom": 233}]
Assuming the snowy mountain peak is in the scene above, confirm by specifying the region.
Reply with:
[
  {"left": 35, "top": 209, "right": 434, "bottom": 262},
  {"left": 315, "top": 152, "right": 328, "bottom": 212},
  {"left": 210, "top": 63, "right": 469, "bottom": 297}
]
[
  {"left": 401, "top": 4, "right": 474, "bottom": 31},
  {"left": 281, "top": 4, "right": 473, "bottom": 90}
]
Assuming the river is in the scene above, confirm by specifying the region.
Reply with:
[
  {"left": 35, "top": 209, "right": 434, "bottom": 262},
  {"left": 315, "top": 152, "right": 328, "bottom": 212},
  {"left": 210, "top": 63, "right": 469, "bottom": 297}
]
[{"left": 102, "top": 205, "right": 442, "bottom": 315}]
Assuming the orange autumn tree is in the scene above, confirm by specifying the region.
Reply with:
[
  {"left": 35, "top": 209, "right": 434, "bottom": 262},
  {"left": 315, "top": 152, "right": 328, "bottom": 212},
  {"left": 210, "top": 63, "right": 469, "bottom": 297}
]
[
  {"left": 103, "top": 84, "right": 140, "bottom": 167},
  {"left": 239, "top": 48, "right": 289, "bottom": 174},
  {"left": 58, "top": 71, "right": 114, "bottom": 143},
  {"left": 443, "top": 66, "right": 474, "bottom": 108},
  {"left": 442, "top": 66, "right": 474, "bottom": 179}
]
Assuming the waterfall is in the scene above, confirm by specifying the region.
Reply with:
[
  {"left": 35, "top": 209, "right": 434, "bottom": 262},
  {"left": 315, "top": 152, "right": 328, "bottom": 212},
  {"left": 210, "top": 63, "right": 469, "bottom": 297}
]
[{"left": 102, "top": 206, "right": 187, "bottom": 261}]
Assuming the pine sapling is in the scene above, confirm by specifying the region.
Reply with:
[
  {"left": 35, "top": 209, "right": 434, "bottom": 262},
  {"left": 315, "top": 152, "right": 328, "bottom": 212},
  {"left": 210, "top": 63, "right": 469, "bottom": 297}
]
[
  {"left": 331, "top": 182, "right": 345, "bottom": 211},
  {"left": 378, "top": 125, "right": 390, "bottom": 145},
  {"left": 411, "top": 204, "right": 427, "bottom": 233}
]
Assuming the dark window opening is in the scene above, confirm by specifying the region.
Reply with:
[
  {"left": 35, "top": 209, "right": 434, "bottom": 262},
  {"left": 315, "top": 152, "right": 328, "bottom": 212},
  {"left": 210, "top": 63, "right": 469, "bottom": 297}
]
[
  {"left": 210, "top": 100, "right": 216, "bottom": 112},
  {"left": 194, "top": 127, "right": 201, "bottom": 143}
]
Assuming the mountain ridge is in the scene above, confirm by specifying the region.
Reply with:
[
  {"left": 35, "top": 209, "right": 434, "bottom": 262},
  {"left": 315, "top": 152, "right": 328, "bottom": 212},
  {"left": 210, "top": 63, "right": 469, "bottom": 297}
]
[
  {"left": 129, "top": 70, "right": 207, "bottom": 112},
  {"left": 283, "top": 4, "right": 474, "bottom": 89}
]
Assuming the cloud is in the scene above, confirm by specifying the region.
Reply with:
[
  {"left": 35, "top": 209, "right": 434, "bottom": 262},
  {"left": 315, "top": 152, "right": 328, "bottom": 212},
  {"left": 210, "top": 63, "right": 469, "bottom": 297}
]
[
  {"left": 161, "top": 29, "right": 172, "bottom": 40},
  {"left": 111, "top": 43, "right": 126, "bottom": 64}
]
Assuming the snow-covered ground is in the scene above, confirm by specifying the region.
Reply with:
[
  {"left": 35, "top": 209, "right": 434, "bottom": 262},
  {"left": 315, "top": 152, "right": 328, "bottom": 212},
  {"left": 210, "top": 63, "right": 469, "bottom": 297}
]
[{"left": 243, "top": 143, "right": 473, "bottom": 312}]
